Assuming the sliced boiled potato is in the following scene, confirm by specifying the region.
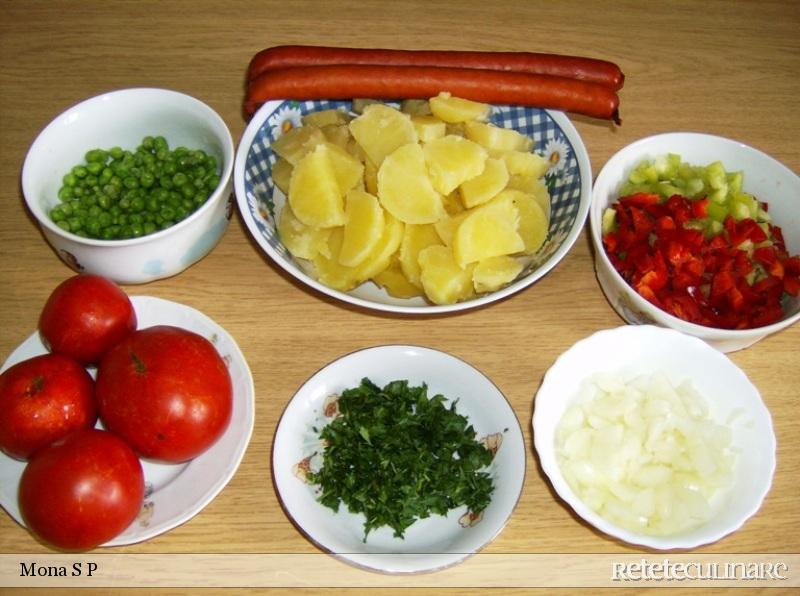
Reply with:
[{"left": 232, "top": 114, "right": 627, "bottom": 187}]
[
  {"left": 433, "top": 211, "right": 469, "bottom": 247},
  {"left": 464, "top": 120, "right": 533, "bottom": 153},
  {"left": 271, "top": 125, "right": 326, "bottom": 166},
  {"left": 271, "top": 158, "right": 293, "bottom": 195},
  {"left": 320, "top": 123, "right": 352, "bottom": 149},
  {"left": 312, "top": 227, "right": 359, "bottom": 291},
  {"left": 377, "top": 143, "right": 445, "bottom": 224},
  {"left": 453, "top": 193, "right": 525, "bottom": 267},
  {"left": 398, "top": 223, "right": 443, "bottom": 289},
  {"left": 507, "top": 175, "right": 551, "bottom": 221},
  {"left": 373, "top": 256, "right": 424, "bottom": 299},
  {"left": 302, "top": 108, "right": 349, "bottom": 128},
  {"left": 501, "top": 189, "right": 549, "bottom": 254},
  {"left": 459, "top": 157, "right": 509, "bottom": 208},
  {"left": 423, "top": 135, "right": 488, "bottom": 195},
  {"left": 277, "top": 204, "right": 331, "bottom": 260},
  {"left": 429, "top": 92, "right": 490, "bottom": 123},
  {"left": 339, "top": 189, "right": 385, "bottom": 267},
  {"left": 321, "top": 142, "right": 365, "bottom": 195},
  {"left": 351, "top": 212, "right": 404, "bottom": 283},
  {"left": 497, "top": 150, "right": 549, "bottom": 179},
  {"left": 288, "top": 144, "right": 345, "bottom": 228},
  {"left": 472, "top": 255, "right": 523, "bottom": 293},
  {"left": 418, "top": 245, "right": 476, "bottom": 305},
  {"left": 411, "top": 114, "right": 447, "bottom": 142},
  {"left": 349, "top": 103, "right": 418, "bottom": 166}
]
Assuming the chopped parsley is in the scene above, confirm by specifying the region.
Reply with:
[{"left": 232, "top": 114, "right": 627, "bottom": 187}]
[{"left": 307, "top": 378, "right": 495, "bottom": 540}]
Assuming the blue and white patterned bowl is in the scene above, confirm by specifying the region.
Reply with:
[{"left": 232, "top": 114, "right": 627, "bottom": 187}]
[{"left": 234, "top": 99, "right": 591, "bottom": 314}]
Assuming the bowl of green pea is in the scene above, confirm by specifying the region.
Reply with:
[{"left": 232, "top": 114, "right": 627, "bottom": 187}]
[{"left": 22, "top": 88, "right": 235, "bottom": 284}]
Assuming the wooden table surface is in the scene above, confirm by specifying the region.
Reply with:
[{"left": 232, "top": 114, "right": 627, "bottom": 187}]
[{"left": 1, "top": 1, "right": 798, "bottom": 593}]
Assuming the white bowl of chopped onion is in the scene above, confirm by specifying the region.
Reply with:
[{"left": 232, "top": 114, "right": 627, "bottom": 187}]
[{"left": 532, "top": 325, "right": 775, "bottom": 550}]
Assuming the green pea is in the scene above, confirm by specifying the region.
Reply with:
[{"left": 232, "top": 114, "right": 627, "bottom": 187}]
[
  {"left": 143, "top": 221, "right": 157, "bottom": 235},
  {"left": 62, "top": 173, "right": 78, "bottom": 187},
  {"left": 57, "top": 220, "right": 71, "bottom": 232},
  {"left": 109, "top": 146, "right": 124, "bottom": 160},
  {"left": 98, "top": 212, "right": 112, "bottom": 227},
  {"left": 85, "top": 149, "right": 108, "bottom": 163},
  {"left": 50, "top": 206, "right": 66, "bottom": 222},
  {"left": 140, "top": 172, "right": 155, "bottom": 188},
  {"left": 122, "top": 177, "right": 139, "bottom": 190},
  {"left": 58, "top": 186, "right": 74, "bottom": 201},
  {"left": 72, "top": 165, "right": 88, "bottom": 178}
]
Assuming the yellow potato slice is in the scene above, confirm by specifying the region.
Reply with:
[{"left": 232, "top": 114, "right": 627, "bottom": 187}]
[
  {"left": 277, "top": 204, "right": 332, "bottom": 260},
  {"left": 398, "top": 223, "right": 443, "bottom": 289},
  {"left": 349, "top": 103, "right": 418, "bottom": 167},
  {"left": 418, "top": 245, "right": 476, "bottom": 305},
  {"left": 338, "top": 189, "right": 385, "bottom": 268},
  {"left": 459, "top": 157, "right": 509, "bottom": 208},
  {"left": 506, "top": 175, "right": 551, "bottom": 222},
  {"left": 352, "top": 212, "right": 404, "bottom": 283},
  {"left": 288, "top": 144, "right": 346, "bottom": 228},
  {"left": 496, "top": 150, "right": 549, "bottom": 179},
  {"left": 312, "top": 227, "right": 359, "bottom": 292},
  {"left": 472, "top": 255, "right": 524, "bottom": 293},
  {"left": 501, "top": 189, "right": 549, "bottom": 254},
  {"left": 464, "top": 121, "right": 533, "bottom": 153},
  {"left": 452, "top": 193, "right": 525, "bottom": 267},
  {"left": 423, "top": 135, "right": 488, "bottom": 196},
  {"left": 429, "top": 92, "right": 490, "bottom": 123},
  {"left": 271, "top": 125, "right": 326, "bottom": 166},
  {"left": 373, "top": 256, "right": 425, "bottom": 299},
  {"left": 411, "top": 114, "right": 447, "bottom": 142},
  {"left": 377, "top": 143, "right": 445, "bottom": 224},
  {"left": 433, "top": 211, "right": 469, "bottom": 247},
  {"left": 321, "top": 142, "right": 365, "bottom": 195}
]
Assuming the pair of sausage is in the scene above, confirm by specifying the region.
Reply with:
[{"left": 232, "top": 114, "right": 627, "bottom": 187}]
[{"left": 244, "top": 45, "right": 624, "bottom": 123}]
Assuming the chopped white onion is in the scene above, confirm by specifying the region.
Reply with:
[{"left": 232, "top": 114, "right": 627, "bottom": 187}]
[{"left": 555, "top": 371, "right": 736, "bottom": 536}]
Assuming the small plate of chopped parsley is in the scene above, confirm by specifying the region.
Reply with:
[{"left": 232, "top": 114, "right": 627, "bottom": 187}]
[{"left": 272, "top": 345, "right": 526, "bottom": 574}]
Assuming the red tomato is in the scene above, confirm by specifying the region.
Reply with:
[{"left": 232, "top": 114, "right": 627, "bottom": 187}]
[
  {"left": 39, "top": 274, "right": 137, "bottom": 366},
  {"left": 19, "top": 428, "right": 144, "bottom": 550},
  {"left": 96, "top": 325, "right": 233, "bottom": 463},
  {"left": 0, "top": 353, "right": 96, "bottom": 460}
]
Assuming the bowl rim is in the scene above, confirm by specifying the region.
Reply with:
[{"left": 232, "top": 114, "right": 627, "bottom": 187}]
[
  {"left": 234, "top": 99, "right": 592, "bottom": 315},
  {"left": 21, "top": 87, "right": 235, "bottom": 247},
  {"left": 590, "top": 131, "right": 800, "bottom": 338},
  {"left": 532, "top": 324, "right": 777, "bottom": 550}
]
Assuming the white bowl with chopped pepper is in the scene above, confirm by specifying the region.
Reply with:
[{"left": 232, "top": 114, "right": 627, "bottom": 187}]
[
  {"left": 22, "top": 88, "right": 234, "bottom": 284},
  {"left": 272, "top": 345, "right": 526, "bottom": 574},
  {"left": 590, "top": 132, "right": 800, "bottom": 352}
]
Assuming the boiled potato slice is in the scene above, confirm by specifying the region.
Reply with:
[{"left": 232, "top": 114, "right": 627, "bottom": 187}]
[
  {"left": 349, "top": 103, "right": 418, "bottom": 166},
  {"left": 423, "top": 135, "right": 488, "bottom": 196},
  {"left": 502, "top": 189, "right": 549, "bottom": 254},
  {"left": 377, "top": 143, "right": 445, "bottom": 224},
  {"left": 429, "top": 92, "right": 490, "bottom": 123},
  {"left": 433, "top": 211, "right": 469, "bottom": 247},
  {"left": 271, "top": 158, "right": 293, "bottom": 195},
  {"left": 442, "top": 191, "right": 466, "bottom": 216},
  {"left": 453, "top": 193, "right": 525, "bottom": 267},
  {"left": 321, "top": 123, "right": 352, "bottom": 149},
  {"left": 313, "top": 227, "right": 359, "bottom": 292},
  {"left": 322, "top": 142, "right": 365, "bottom": 195},
  {"left": 411, "top": 115, "right": 447, "bottom": 142},
  {"left": 497, "top": 150, "right": 549, "bottom": 179},
  {"left": 472, "top": 255, "right": 523, "bottom": 293},
  {"left": 459, "top": 157, "right": 509, "bottom": 208},
  {"left": 398, "top": 223, "right": 443, "bottom": 289},
  {"left": 400, "top": 99, "right": 432, "bottom": 116},
  {"left": 277, "top": 205, "right": 331, "bottom": 260},
  {"left": 302, "top": 108, "right": 348, "bottom": 128},
  {"left": 464, "top": 121, "right": 533, "bottom": 153},
  {"left": 506, "top": 175, "right": 551, "bottom": 221},
  {"left": 339, "top": 189, "right": 385, "bottom": 267},
  {"left": 288, "top": 144, "right": 346, "bottom": 228},
  {"left": 418, "top": 245, "right": 476, "bottom": 305},
  {"left": 352, "top": 212, "right": 404, "bottom": 283},
  {"left": 373, "top": 256, "right": 424, "bottom": 299},
  {"left": 271, "top": 125, "right": 326, "bottom": 166}
]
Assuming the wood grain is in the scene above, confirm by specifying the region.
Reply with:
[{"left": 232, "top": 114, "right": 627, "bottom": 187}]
[{"left": 1, "top": 0, "right": 798, "bottom": 592}]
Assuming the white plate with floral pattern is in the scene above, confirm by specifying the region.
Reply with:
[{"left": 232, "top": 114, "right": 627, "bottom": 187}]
[{"left": 0, "top": 296, "right": 255, "bottom": 546}]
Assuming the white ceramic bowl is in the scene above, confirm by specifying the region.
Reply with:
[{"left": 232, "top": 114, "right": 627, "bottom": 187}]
[
  {"left": 235, "top": 99, "right": 591, "bottom": 314},
  {"left": 591, "top": 132, "right": 800, "bottom": 352},
  {"left": 273, "top": 345, "right": 526, "bottom": 573},
  {"left": 533, "top": 325, "right": 775, "bottom": 550},
  {"left": 22, "top": 88, "right": 235, "bottom": 284}
]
